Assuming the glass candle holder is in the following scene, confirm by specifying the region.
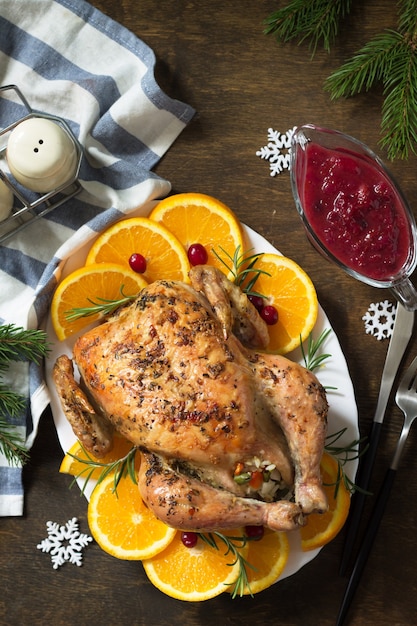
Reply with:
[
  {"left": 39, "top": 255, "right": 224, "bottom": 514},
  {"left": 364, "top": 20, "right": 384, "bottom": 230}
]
[{"left": 290, "top": 124, "right": 417, "bottom": 310}]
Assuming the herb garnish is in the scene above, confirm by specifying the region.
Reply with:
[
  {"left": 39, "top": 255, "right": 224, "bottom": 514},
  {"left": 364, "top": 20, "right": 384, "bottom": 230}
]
[
  {"left": 213, "top": 245, "right": 271, "bottom": 297},
  {"left": 324, "top": 428, "right": 369, "bottom": 497},
  {"left": 199, "top": 531, "right": 257, "bottom": 598},
  {"left": 67, "top": 445, "right": 138, "bottom": 496},
  {"left": 301, "top": 328, "right": 332, "bottom": 372},
  {"left": 64, "top": 285, "right": 137, "bottom": 322}
]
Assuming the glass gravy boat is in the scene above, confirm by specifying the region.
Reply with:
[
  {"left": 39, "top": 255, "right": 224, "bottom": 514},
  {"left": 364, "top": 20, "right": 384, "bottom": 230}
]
[{"left": 290, "top": 124, "right": 417, "bottom": 310}]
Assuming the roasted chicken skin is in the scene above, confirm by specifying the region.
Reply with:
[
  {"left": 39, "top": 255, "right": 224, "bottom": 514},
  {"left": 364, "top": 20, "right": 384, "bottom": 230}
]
[{"left": 53, "top": 265, "right": 328, "bottom": 532}]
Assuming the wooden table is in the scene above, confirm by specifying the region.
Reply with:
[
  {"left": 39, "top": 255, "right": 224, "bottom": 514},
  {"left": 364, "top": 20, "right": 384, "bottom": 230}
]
[{"left": 2, "top": 1, "right": 417, "bottom": 625}]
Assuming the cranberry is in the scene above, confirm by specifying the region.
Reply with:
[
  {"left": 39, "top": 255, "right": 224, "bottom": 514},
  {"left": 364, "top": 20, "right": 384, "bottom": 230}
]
[
  {"left": 245, "top": 525, "right": 264, "bottom": 541},
  {"left": 181, "top": 532, "right": 198, "bottom": 548},
  {"left": 248, "top": 294, "right": 264, "bottom": 312},
  {"left": 129, "top": 253, "right": 147, "bottom": 273},
  {"left": 187, "top": 243, "right": 208, "bottom": 266},
  {"left": 260, "top": 304, "right": 279, "bottom": 325}
]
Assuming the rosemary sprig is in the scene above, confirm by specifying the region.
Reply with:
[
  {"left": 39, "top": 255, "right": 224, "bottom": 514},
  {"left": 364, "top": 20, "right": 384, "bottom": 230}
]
[
  {"left": 199, "top": 531, "right": 257, "bottom": 598},
  {"left": 324, "top": 427, "right": 369, "bottom": 496},
  {"left": 64, "top": 247, "right": 271, "bottom": 325},
  {"left": 212, "top": 245, "right": 271, "bottom": 297},
  {"left": 301, "top": 328, "right": 332, "bottom": 372},
  {"left": 0, "top": 324, "right": 49, "bottom": 465},
  {"left": 65, "top": 285, "right": 137, "bottom": 322},
  {"left": 67, "top": 445, "right": 138, "bottom": 496},
  {"left": 300, "top": 329, "right": 366, "bottom": 494}
]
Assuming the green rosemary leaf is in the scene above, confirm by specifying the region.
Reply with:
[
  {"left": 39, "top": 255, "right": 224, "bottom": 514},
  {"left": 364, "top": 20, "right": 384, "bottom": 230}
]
[
  {"left": 199, "top": 531, "right": 255, "bottom": 598},
  {"left": 301, "top": 328, "right": 332, "bottom": 372},
  {"left": 64, "top": 285, "right": 137, "bottom": 321},
  {"left": 325, "top": 427, "right": 369, "bottom": 496},
  {"left": 67, "top": 445, "right": 138, "bottom": 495},
  {"left": 212, "top": 246, "right": 270, "bottom": 296}
]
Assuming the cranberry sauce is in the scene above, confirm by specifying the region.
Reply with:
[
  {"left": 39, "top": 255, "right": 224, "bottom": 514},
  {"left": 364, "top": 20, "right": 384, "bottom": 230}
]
[{"left": 298, "top": 142, "right": 411, "bottom": 281}]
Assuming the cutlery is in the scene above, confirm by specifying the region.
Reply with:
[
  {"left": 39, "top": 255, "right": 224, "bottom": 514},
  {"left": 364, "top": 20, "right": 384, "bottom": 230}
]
[
  {"left": 339, "top": 303, "right": 414, "bottom": 575},
  {"left": 336, "top": 354, "right": 417, "bottom": 626}
]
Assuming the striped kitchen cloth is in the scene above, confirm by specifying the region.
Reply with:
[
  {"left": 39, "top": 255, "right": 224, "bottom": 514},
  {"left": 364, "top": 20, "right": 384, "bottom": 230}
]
[{"left": 0, "top": 0, "right": 195, "bottom": 516}]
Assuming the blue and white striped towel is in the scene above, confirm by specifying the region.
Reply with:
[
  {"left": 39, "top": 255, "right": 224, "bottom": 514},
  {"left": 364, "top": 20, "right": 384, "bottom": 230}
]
[{"left": 0, "top": 0, "right": 195, "bottom": 516}]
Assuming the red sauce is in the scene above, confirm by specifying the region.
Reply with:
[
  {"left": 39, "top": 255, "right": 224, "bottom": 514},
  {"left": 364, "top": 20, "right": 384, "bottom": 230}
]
[{"left": 298, "top": 142, "right": 411, "bottom": 281}]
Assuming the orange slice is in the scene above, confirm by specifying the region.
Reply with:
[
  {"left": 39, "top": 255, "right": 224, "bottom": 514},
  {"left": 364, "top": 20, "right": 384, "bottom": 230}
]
[
  {"left": 60, "top": 434, "right": 135, "bottom": 480},
  {"left": 149, "top": 192, "right": 245, "bottom": 280},
  {"left": 300, "top": 452, "right": 351, "bottom": 551},
  {"left": 50, "top": 262, "right": 147, "bottom": 341},
  {"left": 239, "top": 529, "right": 289, "bottom": 595},
  {"left": 142, "top": 529, "right": 249, "bottom": 601},
  {"left": 245, "top": 253, "right": 318, "bottom": 354},
  {"left": 85, "top": 217, "right": 190, "bottom": 283},
  {"left": 88, "top": 470, "right": 177, "bottom": 560}
]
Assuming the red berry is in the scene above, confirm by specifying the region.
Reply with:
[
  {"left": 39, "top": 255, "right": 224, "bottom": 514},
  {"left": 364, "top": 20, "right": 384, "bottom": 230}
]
[
  {"left": 248, "top": 295, "right": 264, "bottom": 312},
  {"left": 129, "top": 253, "right": 147, "bottom": 273},
  {"left": 181, "top": 531, "right": 198, "bottom": 548},
  {"left": 245, "top": 525, "right": 264, "bottom": 540},
  {"left": 260, "top": 304, "right": 279, "bottom": 325},
  {"left": 187, "top": 243, "right": 208, "bottom": 266}
]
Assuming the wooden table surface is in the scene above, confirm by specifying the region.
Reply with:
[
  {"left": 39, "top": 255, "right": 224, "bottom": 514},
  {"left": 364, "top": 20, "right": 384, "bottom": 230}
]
[{"left": 2, "top": 2, "right": 417, "bottom": 625}]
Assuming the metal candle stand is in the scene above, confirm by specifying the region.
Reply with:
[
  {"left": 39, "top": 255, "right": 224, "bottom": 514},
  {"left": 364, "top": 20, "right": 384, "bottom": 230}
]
[{"left": 0, "top": 84, "right": 83, "bottom": 244}]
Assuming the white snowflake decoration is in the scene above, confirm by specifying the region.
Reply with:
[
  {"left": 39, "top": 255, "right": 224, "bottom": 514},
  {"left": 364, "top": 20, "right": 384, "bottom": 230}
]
[
  {"left": 37, "top": 517, "right": 92, "bottom": 569},
  {"left": 362, "top": 300, "right": 397, "bottom": 340},
  {"left": 256, "top": 126, "right": 296, "bottom": 176}
]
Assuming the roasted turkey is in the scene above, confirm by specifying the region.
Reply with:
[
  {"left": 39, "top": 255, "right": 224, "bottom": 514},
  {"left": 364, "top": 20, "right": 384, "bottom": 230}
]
[{"left": 53, "top": 265, "right": 328, "bottom": 532}]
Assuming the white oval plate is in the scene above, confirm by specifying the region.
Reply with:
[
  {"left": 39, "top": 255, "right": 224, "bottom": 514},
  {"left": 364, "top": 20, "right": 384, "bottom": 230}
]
[{"left": 45, "top": 222, "right": 359, "bottom": 583}]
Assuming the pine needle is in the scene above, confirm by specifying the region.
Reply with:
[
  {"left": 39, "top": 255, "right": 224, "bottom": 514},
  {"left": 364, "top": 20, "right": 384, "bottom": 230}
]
[
  {"left": 324, "top": 31, "right": 401, "bottom": 97},
  {"left": 266, "top": 0, "right": 417, "bottom": 159},
  {"left": 264, "top": 0, "right": 352, "bottom": 55},
  {"left": 0, "top": 414, "right": 29, "bottom": 466},
  {"left": 0, "top": 324, "right": 49, "bottom": 466},
  {"left": 0, "top": 324, "right": 49, "bottom": 364}
]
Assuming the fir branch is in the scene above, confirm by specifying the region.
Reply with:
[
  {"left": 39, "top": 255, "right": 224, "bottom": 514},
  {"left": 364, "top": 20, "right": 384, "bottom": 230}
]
[
  {"left": 0, "top": 324, "right": 49, "bottom": 466},
  {"left": 397, "top": 0, "right": 417, "bottom": 34},
  {"left": 0, "top": 385, "right": 26, "bottom": 418},
  {"left": 0, "top": 324, "right": 49, "bottom": 364},
  {"left": 323, "top": 2, "right": 417, "bottom": 160},
  {"left": 324, "top": 30, "right": 401, "bottom": 97},
  {"left": 266, "top": 0, "right": 417, "bottom": 159},
  {"left": 264, "top": 0, "right": 352, "bottom": 54},
  {"left": 379, "top": 35, "right": 417, "bottom": 159},
  {"left": 0, "top": 415, "right": 30, "bottom": 466}
]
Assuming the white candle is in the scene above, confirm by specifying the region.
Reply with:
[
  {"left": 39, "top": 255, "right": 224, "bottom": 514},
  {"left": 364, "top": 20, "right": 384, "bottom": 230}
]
[
  {"left": 0, "top": 178, "right": 13, "bottom": 221},
  {"left": 6, "top": 117, "right": 78, "bottom": 193}
]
